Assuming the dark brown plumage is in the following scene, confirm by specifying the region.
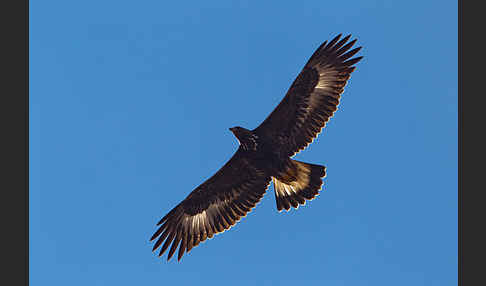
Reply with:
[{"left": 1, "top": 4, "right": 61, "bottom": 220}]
[{"left": 150, "top": 34, "right": 363, "bottom": 261}]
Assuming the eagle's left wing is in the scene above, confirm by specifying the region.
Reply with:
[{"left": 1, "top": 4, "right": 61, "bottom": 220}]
[
  {"left": 254, "top": 34, "right": 363, "bottom": 156},
  {"left": 150, "top": 149, "right": 271, "bottom": 261}
]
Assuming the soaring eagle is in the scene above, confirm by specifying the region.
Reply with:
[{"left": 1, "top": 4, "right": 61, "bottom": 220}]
[{"left": 151, "top": 34, "right": 363, "bottom": 261}]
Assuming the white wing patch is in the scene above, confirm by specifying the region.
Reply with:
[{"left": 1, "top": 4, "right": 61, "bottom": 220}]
[{"left": 308, "top": 66, "right": 341, "bottom": 112}]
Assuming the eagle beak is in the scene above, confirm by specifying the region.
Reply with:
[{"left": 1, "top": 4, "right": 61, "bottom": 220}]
[{"left": 229, "top": 127, "right": 234, "bottom": 132}]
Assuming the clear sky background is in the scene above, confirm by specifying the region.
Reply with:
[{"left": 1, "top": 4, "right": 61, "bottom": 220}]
[{"left": 30, "top": 1, "right": 457, "bottom": 285}]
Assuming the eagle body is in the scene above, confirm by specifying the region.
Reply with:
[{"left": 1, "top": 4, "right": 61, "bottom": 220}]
[{"left": 151, "top": 34, "right": 363, "bottom": 261}]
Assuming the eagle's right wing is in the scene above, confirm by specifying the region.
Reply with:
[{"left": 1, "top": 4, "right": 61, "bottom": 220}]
[
  {"left": 255, "top": 34, "right": 363, "bottom": 157},
  {"left": 150, "top": 149, "right": 271, "bottom": 261}
]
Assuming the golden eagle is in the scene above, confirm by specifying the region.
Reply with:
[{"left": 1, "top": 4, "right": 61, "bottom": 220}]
[{"left": 150, "top": 34, "right": 363, "bottom": 261}]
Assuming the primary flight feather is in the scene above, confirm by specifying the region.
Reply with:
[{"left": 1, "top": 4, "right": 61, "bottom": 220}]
[{"left": 150, "top": 34, "right": 363, "bottom": 261}]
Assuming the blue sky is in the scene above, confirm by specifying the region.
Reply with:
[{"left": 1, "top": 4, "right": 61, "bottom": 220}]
[{"left": 30, "top": 1, "right": 457, "bottom": 285}]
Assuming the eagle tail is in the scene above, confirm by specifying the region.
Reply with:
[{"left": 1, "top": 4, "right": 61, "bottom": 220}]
[{"left": 272, "top": 160, "right": 326, "bottom": 212}]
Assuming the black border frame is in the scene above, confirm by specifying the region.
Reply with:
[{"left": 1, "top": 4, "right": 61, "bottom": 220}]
[
  {"left": 459, "top": 1, "right": 484, "bottom": 285},
  {"left": 2, "top": 0, "right": 28, "bottom": 285}
]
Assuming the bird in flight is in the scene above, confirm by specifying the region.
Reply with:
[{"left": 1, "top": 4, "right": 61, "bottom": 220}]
[{"left": 150, "top": 34, "right": 363, "bottom": 261}]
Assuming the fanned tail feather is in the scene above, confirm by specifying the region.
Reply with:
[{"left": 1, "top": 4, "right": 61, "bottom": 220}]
[{"left": 272, "top": 160, "right": 326, "bottom": 212}]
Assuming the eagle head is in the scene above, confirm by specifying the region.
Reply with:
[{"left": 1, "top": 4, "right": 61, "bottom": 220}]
[
  {"left": 229, "top": 126, "right": 258, "bottom": 151},
  {"left": 229, "top": 126, "right": 247, "bottom": 137}
]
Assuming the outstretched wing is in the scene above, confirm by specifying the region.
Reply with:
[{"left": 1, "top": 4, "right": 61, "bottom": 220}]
[
  {"left": 254, "top": 34, "right": 363, "bottom": 156},
  {"left": 150, "top": 149, "right": 271, "bottom": 261}
]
